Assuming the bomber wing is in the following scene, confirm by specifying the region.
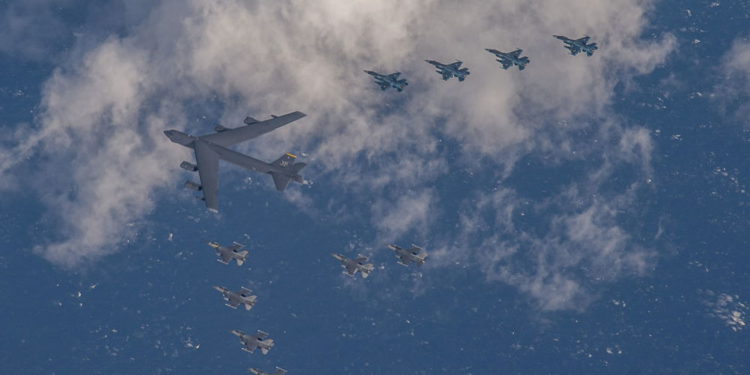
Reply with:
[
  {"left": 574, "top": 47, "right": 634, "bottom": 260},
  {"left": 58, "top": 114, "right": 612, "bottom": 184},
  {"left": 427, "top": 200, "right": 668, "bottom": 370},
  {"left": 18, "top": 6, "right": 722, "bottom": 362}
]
[
  {"left": 194, "top": 141, "right": 220, "bottom": 212},
  {"left": 200, "top": 111, "right": 306, "bottom": 147}
]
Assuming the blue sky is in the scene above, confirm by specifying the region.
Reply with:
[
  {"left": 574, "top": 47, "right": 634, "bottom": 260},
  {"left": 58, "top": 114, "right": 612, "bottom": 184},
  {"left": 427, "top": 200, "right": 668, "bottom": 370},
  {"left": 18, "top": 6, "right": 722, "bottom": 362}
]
[{"left": 1, "top": 0, "right": 748, "bottom": 374}]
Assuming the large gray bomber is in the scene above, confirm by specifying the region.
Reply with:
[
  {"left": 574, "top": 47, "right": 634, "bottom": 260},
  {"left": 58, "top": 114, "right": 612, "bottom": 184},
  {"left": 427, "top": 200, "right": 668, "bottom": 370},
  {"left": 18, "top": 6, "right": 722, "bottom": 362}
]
[{"left": 164, "top": 111, "right": 307, "bottom": 212}]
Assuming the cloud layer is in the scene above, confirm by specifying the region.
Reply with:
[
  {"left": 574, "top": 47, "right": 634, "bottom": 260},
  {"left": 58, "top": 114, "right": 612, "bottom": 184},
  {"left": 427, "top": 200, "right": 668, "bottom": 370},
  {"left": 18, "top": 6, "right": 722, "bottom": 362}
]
[{"left": 1, "top": 0, "right": 675, "bottom": 308}]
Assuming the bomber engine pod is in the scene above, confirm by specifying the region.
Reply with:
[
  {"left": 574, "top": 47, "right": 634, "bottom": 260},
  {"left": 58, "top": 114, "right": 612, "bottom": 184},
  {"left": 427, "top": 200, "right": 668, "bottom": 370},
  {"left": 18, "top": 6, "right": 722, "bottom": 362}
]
[
  {"left": 180, "top": 161, "right": 198, "bottom": 172},
  {"left": 184, "top": 181, "right": 202, "bottom": 191},
  {"left": 214, "top": 124, "right": 231, "bottom": 132}
]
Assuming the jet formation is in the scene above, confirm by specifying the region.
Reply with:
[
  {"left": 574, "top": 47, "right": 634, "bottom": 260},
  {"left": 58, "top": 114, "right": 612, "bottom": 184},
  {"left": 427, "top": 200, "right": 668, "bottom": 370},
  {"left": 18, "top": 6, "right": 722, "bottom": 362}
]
[
  {"left": 331, "top": 253, "right": 375, "bottom": 278},
  {"left": 485, "top": 48, "right": 530, "bottom": 70},
  {"left": 364, "top": 70, "right": 408, "bottom": 91},
  {"left": 165, "top": 31, "right": 599, "bottom": 374},
  {"left": 213, "top": 285, "right": 257, "bottom": 310},
  {"left": 554, "top": 35, "right": 598, "bottom": 56},
  {"left": 231, "top": 329, "right": 275, "bottom": 355},
  {"left": 425, "top": 60, "right": 470, "bottom": 81},
  {"left": 365, "top": 35, "right": 597, "bottom": 91},
  {"left": 164, "top": 111, "right": 307, "bottom": 212},
  {"left": 208, "top": 241, "right": 249, "bottom": 266}
]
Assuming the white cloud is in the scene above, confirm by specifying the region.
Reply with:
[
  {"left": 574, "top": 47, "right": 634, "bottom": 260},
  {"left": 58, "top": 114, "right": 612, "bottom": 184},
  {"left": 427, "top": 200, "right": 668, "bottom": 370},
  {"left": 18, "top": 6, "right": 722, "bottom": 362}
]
[
  {"left": 717, "top": 38, "right": 750, "bottom": 123},
  {"left": 1, "top": 0, "right": 672, "bottom": 307}
]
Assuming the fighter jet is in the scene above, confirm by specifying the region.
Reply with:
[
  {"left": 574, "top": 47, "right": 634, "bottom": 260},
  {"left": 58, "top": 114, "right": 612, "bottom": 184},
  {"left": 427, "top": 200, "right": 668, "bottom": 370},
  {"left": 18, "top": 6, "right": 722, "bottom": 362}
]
[
  {"left": 485, "top": 48, "right": 530, "bottom": 70},
  {"left": 425, "top": 60, "right": 470, "bottom": 81},
  {"left": 387, "top": 244, "right": 428, "bottom": 266},
  {"left": 231, "top": 329, "right": 275, "bottom": 355},
  {"left": 553, "top": 35, "right": 598, "bottom": 56},
  {"left": 331, "top": 253, "right": 375, "bottom": 278},
  {"left": 249, "top": 367, "right": 287, "bottom": 375},
  {"left": 213, "top": 286, "right": 257, "bottom": 310},
  {"left": 208, "top": 241, "right": 249, "bottom": 266},
  {"left": 164, "top": 111, "right": 307, "bottom": 212},
  {"left": 364, "top": 70, "right": 408, "bottom": 91}
]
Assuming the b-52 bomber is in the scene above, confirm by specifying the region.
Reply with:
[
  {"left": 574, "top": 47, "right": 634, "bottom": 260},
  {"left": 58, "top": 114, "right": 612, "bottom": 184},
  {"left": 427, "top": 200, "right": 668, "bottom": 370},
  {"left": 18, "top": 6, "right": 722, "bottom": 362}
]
[
  {"left": 364, "top": 70, "right": 408, "bottom": 91},
  {"left": 231, "top": 329, "right": 275, "bottom": 354},
  {"left": 554, "top": 35, "right": 598, "bottom": 56},
  {"left": 387, "top": 244, "right": 428, "bottom": 266},
  {"left": 249, "top": 367, "right": 287, "bottom": 375},
  {"left": 164, "top": 111, "right": 307, "bottom": 212},
  {"left": 425, "top": 60, "right": 470, "bottom": 81},
  {"left": 213, "top": 285, "right": 257, "bottom": 310},
  {"left": 485, "top": 48, "right": 530, "bottom": 70},
  {"left": 331, "top": 253, "right": 375, "bottom": 278},
  {"left": 208, "top": 241, "right": 248, "bottom": 266}
]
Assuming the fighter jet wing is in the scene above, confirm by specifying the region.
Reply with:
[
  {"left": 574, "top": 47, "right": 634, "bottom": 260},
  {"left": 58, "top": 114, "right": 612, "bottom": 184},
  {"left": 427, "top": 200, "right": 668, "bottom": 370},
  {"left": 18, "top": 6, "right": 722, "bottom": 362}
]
[
  {"left": 500, "top": 59, "right": 513, "bottom": 69},
  {"left": 229, "top": 242, "right": 244, "bottom": 251},
  {"left": 449, "top": 61, "right": 462, "bottom": 69},
  {"left": 567, "top": 45, "right": 581, "bottom": 55},
  {"left": 200, "top": 111, "right": 306, "bottom": 147},
  {"left": 577, "top": 36, "right": 590, "bottom": 43},
  {"left": 387, "top": 72, "right": 401, "bottom": 80},
  {"left": 398, "top": 254, "right": 413, "bottom": 265},
  {"left": 242, "top": 339, "right": 259, "bottom": 353},
  {"left": 194, "top": 141, "right": 220, "bottom": 212},
  {"left": 344, "top": 263, "right": 358, "bottom": 275},
  {"left": 226, "top": 294, "right": 242, "bottom": 308},
  {"left": 217, "top": 250, "right": 233, "bottom": 264},
  {"left": 441, "top": 71, "right": 451, "bottom": 80}
]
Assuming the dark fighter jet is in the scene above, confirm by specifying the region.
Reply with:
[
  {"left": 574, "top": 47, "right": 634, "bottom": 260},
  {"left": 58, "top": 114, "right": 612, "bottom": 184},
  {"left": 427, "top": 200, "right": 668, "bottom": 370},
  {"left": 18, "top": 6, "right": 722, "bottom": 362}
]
[
  {"left": 554, "top": 35, "right": 598, "bottom": 56},
  {"left": 425, "top": 60, "right": 470, "bottom": 81},
  {"left": 485, "top": 48, "right": 530, "bottom": 70},
  {"left": 364, "top": 70, "right": 408, "bottom": 91}
]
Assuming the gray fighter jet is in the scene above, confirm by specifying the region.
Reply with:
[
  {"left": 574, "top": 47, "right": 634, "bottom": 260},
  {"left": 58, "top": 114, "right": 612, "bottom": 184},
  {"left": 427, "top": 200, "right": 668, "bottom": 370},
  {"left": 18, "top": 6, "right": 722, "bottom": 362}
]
[
  {"left": 485, "top": 48, "right": 530, "bottom": 70},
  {"left": 554, "top": 35, "right": 598, "bottom": 56},
  {"left": 231, "top": 329, "right": 275, "bottom": 355},
  {"left": 364, "top": 70, "right": 408, "bottom": 91},
  {"left": 249, "top": 367, "right": 287, "bottom": 375},
  {"left": 387, "top": 244, "right": 428, "bottom": 266},
  {"left": 425, "top": 60, "right": 470, "bottom": 81},
  {"left": 213, "top": 286, "right": 257, "bottom": 310},
  {"left": 164, "top": 111, "right": 307, "bottom": 212},
  {"left": 208, "top": 241, "right": 249, "bottom": 266},
  {"left": 331, "top": 253, "right": 375, "bottom": 278}
]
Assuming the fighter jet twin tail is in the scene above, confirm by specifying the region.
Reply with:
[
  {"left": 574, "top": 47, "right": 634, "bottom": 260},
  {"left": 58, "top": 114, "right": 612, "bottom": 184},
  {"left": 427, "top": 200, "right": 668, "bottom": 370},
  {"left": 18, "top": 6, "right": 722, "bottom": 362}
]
[
  {"left": 366, "top": 35, "right": 597, "bottom": 91},
  {"left": 332, "top": 244, "right": 429, "bottom": 279}
]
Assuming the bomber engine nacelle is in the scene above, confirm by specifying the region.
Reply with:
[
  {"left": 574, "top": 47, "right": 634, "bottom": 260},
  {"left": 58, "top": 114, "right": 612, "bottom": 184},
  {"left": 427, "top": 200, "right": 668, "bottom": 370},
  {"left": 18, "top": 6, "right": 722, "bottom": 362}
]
[
  {"left": 214, "top": 124, "right": 231, "bottom": 132},
  {"left": 243, "top": 116, "right": 259, "bottom": 125},
  {"left": 180, "top": 161, "right": 198, "bottom": 172},
  {"left": 184, "top": 181, "right": 202, "bottom": 191}
]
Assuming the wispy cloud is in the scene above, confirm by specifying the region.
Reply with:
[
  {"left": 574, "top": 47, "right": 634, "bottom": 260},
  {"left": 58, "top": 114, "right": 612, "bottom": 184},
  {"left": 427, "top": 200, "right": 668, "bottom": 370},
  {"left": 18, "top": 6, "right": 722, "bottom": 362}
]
[
  {"left": 716, "top": 38, "right": 750, "bottom": 123},
  {"left": 1, "top": 0, "right": 672, "bottom": 308}
]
